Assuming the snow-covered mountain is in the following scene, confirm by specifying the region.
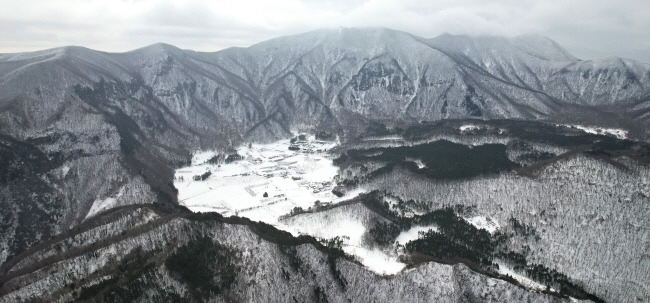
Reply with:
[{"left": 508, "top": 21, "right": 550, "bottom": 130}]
[
  {"left": 2, "top": 28, "right": 649, "bottom": 143},
  {"left": 1, "top": 27, "right": 649, "bottom": 302},
  {"left": 0, "top": 204, "right": 572, "bottom": 303}
]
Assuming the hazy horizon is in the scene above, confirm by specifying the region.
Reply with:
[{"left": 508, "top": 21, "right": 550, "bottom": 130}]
[{"left": 1, "top": 0, "right": 649, "bottom": 63}]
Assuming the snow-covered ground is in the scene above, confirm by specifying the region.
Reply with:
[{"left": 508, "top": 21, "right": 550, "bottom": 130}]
[
  {"left": 175, "top": 137, "right": 342, "bottom": 222},
  {"left": 395, "top": 225, "right": 439, "bottom": 245},
  {"left": 559, "top": 124, "right": 628, "bottom": 139},
  {"left": 459, "top": 124, "right": 481, "bottom": 132},
  {"left": 406, "top": 158, "right": 426, "bottom": 169},
  {"left": 344, "top": 246, "right": 406, "bottom": 274},
  {"left": 465, "top": 216, "right": 500, "bottom": 234},
  {"left": 362, "top": 135, "right": 404, "bottom": 141},
  {"left": 280, "top": 206, "right": 408, "bottom": 275},
  {"left": 85, "top": 186, "right": 126, "bottom": 219}
]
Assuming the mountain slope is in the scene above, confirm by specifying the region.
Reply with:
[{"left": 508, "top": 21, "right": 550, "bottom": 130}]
[{"left": 0, "top": 204, "right": 570, "bottom": 302}]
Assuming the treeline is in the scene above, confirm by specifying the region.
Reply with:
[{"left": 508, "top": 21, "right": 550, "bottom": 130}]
[
  {"left": 335, "top": 140, "right": 519, "bottom": 182},
  {"left": 193, "top": 170, "right": 211, "bottom": 181},
  {"left": 206, "top": 153, "right": 243, "bottom": 165}
]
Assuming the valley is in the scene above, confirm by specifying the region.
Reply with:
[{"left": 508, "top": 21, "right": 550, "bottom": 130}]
[
  {"left": 166, "top": 121, "right": 649, "bottom": 302},
  {"left": 1, "top": 27, "right": 649, "bottom": 302},
  {"left": 175, "top": 136, "right": 341, "bottom": 218}
]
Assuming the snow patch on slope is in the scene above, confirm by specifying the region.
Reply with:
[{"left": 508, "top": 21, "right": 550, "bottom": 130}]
[
  {"left": 497, "top": 262, "right": 551, "bottom": 292},
  {"left": 191, "top": 150, "right": 218, "bottom": 165},
  {"left": 345, "top": 246, "right": 406, "bottom": 275},
  {"left": 395, "top": 225, "right": 439, "bottom": 244},
  {"left": 406, "top": 158, "right": 426, "bottom": 169},
  {"left": 460, "top": 124, "right": 481, "bottom": 132},
  {"left": 85, "top": 186, "right": 125, "bottom": 219},
  {"left": 560, "top": 124, "right": 628, "bottom": 139},
  {"left": 465, "top": 216, "right": 500, "bottom": 234}
]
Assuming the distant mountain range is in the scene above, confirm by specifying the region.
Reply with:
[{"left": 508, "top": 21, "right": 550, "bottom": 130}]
[{"left": 2, "top": 28, "right": 649, "bottom": 144}]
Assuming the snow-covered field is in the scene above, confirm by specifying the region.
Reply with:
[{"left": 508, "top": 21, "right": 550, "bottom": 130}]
[
  {"left": 176, "top": 137, "right": 414, "bottom": 274},
  {"left": 175, "top": 137, "right": 342, "bottom": 221}
]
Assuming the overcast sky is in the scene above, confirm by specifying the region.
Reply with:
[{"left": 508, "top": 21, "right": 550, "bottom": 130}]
[{"left": 1, "top": 0, "right": 649, "bottom": 63}]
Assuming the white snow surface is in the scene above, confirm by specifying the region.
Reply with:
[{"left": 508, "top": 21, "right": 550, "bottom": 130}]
[
  {"left": 560, "top": 124, "right": 628, "bottom": 139},
  {"left": 344, "top": 246, "right": 406, "bottom": 275},
  {"left": 406, "top": 158, "right": 426, "bottom": 169},
  {"left": 176, "top": 138, "right": 341, "bottom": 222},
  {"left": 60, "top": 165, "right": 70, "bottom": 178},
  {"left": 279, "top": 201, "right": 407, "bottom": 275},
  {"left": 414, "top": 159, "right": 426, "bottom": 169},
  {"left": 362, "top": 135, "right": 403, "bottom": 141},
  {"left": 465, "top": 216, "right": 500, "bottom": 234},
  {"left": 283, "top": 211, "right": 409, "bottom": 275},
  {"left": 460, "top": 124, "right": 481, "bottom": 132},
  {"left": 191, "top": 150, "right": 219, "bottom": 166},
  {"left": 85, "top": 186, "right": 125, "bottom": 219},
  {"left": 395, "top": 225, "right": 439, "bottom": 245}
]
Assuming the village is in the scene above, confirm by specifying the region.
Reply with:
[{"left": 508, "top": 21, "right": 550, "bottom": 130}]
[{"left": 173, "top": 135, "right": 343, "bottom": 223}]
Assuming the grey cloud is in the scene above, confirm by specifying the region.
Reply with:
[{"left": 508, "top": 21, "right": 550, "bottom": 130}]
[{"left": 0, "top": 0, "right": 647, "bottom": 63}]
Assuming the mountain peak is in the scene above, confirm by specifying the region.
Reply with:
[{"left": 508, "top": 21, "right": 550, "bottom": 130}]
[{"left": 130, "top": 42, "right": 184, "bottom": 57}]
